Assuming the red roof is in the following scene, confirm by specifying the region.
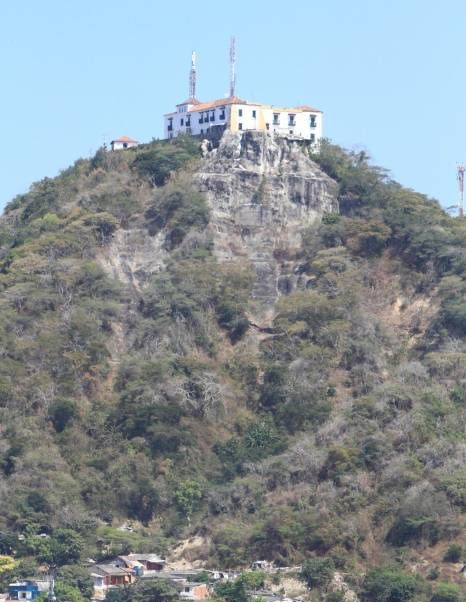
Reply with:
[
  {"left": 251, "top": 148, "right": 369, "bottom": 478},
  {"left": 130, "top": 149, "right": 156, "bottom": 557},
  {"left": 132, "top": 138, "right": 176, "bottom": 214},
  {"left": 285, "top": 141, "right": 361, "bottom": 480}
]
[
  {"left": 176, "top": 97, "right": 201, "bottom": 106},
  {"left": 188, "top": 96, "right": 247, "bottom": 113},
  {"left": 295, "top": 105, "right": 322, "bottom": 113},
  {"left": 111, "top": 136, "right": 139, "bottom": 144}
]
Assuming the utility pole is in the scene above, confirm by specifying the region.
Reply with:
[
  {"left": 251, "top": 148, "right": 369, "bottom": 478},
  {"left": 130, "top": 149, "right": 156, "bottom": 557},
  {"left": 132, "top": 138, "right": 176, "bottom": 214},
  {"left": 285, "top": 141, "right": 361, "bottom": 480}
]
[
  {"left": 48, "top": 570, "right": 56, "bottom": 602},
  {"left": 458, "top": 164, "right": 465, "bottom": 217},
  {"left": 229, "top": 36, "right": 236, "bottom": 98},
  {"left": 189, "top": 51, "right": 197, "bottom": 99}
]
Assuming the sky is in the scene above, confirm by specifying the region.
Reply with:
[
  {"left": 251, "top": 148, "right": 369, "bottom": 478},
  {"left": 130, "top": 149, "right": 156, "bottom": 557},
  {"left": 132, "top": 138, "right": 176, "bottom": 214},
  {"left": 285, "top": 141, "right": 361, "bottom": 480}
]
[{"left": 1, "top": 0, "right": 465, "bottom": 211}]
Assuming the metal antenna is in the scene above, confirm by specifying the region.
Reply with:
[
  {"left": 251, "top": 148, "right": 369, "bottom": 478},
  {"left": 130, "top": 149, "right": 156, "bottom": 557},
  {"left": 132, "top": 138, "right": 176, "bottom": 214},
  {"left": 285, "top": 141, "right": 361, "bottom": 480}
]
[
  {"left": 229, "top": 36, "right": 236, "bottom": 98},
  {"left": 189, "top": 51, "right": 197, "bottom": 99},
  {"left": 458, "top": 164, "right": 465, "bottom": 217}
]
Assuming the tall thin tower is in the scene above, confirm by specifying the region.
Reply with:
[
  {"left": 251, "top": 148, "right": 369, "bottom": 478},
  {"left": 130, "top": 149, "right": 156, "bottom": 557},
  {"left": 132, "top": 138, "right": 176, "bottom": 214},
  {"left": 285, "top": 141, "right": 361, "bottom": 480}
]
[
  {"left": 189, "top": 51, "right": 197, "bottom": 99},
  {"left": 458, "top": 164, "right": 465, "bottom": 217},
  {"left": 229, "top": 36, "right": 236, "bottom": 97}
]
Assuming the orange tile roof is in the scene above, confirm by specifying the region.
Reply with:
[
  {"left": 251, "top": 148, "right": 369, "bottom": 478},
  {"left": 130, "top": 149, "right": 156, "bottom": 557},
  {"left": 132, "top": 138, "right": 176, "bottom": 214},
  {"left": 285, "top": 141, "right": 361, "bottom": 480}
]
[
  {"left": 176, "top": 97, "right": 201, "bottom": 106},
  {"left": 295, "top": 105, "right": 322, "bottom": 113},
  {"left": 111, "top": 136, "right": 139, "bottom": 143},
  {"left": 188, "top": 96, "right": 247, "bottom": 113}
]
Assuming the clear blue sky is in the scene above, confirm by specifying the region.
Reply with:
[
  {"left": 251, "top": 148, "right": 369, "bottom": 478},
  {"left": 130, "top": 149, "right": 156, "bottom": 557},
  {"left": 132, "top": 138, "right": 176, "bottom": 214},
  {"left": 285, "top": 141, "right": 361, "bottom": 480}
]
[{"left": 1, "top": 0, "right": 465, "bottom": 210}]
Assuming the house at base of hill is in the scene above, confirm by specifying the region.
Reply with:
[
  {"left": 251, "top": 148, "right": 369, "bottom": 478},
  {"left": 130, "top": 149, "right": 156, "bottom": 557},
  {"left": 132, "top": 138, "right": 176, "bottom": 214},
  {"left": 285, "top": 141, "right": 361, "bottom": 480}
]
[
  {"left": 7, "top": 581, "right": 49, "bottom": 601},
  {"left": 179, "top": 582, "right": 209, "bottom": 601},
  {"left": 110, "top": 136, "right": 139, "bottom": 151},
  {"left": 115, "top": 553, "right": 166, "bottom": 573},
  {"left": 91, "top": 565, "right": 135, "bottom": 600},
  {"left": 164, "top": 96, "right": 322, "bottom": 144}
]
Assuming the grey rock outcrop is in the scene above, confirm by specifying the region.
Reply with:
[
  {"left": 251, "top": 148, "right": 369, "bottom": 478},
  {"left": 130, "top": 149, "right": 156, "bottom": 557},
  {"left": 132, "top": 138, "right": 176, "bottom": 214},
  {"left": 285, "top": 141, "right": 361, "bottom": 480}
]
[{"left": 195, "top": 130, "right": 338, "bottom": 307}]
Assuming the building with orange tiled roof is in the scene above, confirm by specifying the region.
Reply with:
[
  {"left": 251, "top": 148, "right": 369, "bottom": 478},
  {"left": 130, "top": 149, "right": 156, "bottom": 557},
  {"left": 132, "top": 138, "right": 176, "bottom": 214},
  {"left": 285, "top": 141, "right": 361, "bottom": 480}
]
[
  {"left": 164, "top": 95, "right": 322, "bottom": 143},
  {"left": 164, "top": 45, "right": 323, "bottom": 143},
  {"left": 110, "top": 136, "right": 139, "bottom": 151}
]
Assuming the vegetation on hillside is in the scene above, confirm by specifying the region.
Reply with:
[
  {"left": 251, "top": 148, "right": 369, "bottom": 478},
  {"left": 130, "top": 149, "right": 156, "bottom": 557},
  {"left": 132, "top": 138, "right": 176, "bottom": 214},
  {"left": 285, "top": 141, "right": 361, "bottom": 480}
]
[{"left": 0, "top": 135, "right": 465, "bottom": 599}]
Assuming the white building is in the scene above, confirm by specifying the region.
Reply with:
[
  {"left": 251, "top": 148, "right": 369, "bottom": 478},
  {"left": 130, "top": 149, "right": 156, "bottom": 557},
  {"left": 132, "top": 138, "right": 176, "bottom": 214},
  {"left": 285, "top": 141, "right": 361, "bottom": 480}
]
[
  {"left": 164, "top": 95, "right": 322, "bottom": 143},
  {"left": 110, "top": 136, "right": 139, "bottom": 151}
]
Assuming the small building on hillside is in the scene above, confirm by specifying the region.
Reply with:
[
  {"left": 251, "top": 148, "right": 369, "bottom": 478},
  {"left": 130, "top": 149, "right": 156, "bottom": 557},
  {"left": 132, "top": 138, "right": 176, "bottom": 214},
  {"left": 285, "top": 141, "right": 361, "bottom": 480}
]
[
  {"left": 91, "top": 565, "right": 134, "bottom": 600},
  {"left": 180, "top": 582, "right": 209, "bottom": 601},
  {"left": 115, "top": 553, "right": 166, "bottom": 573},
  {"left": 7, "top": 581, "right": 49, "bottom": 601},
  {"left": 110, "top": 136, "right": 139, "bottom": 151}
]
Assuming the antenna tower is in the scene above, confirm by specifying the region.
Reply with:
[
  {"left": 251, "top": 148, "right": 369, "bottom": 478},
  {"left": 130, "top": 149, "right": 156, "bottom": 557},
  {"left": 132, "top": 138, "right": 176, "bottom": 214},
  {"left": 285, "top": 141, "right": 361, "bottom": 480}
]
[
  {"left": 229, "top": 36, "right": 236, "bottom": 97},
  {"left": 189, "top": 51, "right": 197, "bottom": 99},
  {"left": 458, "top": 164, "right": 465, "bottom": 217}
]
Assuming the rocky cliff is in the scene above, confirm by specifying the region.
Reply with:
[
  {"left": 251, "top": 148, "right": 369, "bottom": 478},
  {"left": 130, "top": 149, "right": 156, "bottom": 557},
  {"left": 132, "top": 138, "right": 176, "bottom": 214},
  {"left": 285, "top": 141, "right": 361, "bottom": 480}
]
[{"left": 196, "top": 131, "right": 338, "bottom": 306}]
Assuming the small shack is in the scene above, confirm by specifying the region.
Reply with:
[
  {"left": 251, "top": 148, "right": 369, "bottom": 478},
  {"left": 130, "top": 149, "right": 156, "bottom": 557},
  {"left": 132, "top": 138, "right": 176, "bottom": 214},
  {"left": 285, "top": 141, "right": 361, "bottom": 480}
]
[{"left": 110, "top": 136, "right": 139, "bottom": 151}]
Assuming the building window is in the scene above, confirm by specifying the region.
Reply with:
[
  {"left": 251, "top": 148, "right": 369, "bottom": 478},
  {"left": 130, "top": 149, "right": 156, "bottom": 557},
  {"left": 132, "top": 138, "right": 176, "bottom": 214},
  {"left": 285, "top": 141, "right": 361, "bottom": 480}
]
[
  {"left": 266, "top": 123, "right": 270, "bottom": 130},
  {"left": 289, "top": 130, "right": 293, "bottom": 135},
  {"left": 186, "top": 116, "right": 191, "bottom": 126},
  {"left": 200, "top": 129, "right": 204, "bottom": 134},
  {"left": 210, "top": 110, "right": 215, "bottom": 121},
  {"left": 310, "top": 115, "right": 317, "bottom": 127},
  {"left": 310, "top": 133, "right": 316, "bottom": 143},
  {"left": 219, "top": 107, "right": 225, "bottom": 120},
  {"left": 199, "top": 113, "right": 203, "bottom": 124},
  {"left": 204, "top": 111, "right": 209, "bottom": 122},
  {"left": 168, "top": 117, "right": 173, "bottom": 132},
  {"left": 238, "top": 108, "right": 243, "bottom": 117},
  {"left": 273, "top": 113, "right": 280, "bottom": 125},
  {"left": 288, "top": 113, "right": 296, "bottom": 126},
  {"left": 252, "top": 110, "right": 256, "bottom": 118},
  {"left": 180, "top": 118, "right": 184, "bottom": 126},
  {"left": 238, "top": 123, "right": 243, "bottom": 130}
]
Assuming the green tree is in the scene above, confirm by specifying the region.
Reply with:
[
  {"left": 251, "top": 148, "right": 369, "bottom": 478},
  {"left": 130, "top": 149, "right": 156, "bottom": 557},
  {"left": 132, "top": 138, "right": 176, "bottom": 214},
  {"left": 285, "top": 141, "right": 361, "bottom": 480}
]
[
  {"left": 362, "top": 567, "right": 426, "bottom": 602},
  {"left": 301, "top": 558, "right": 335, "bottom": 590},
  {"left": 106, "top": 580, "right": 180, "bottom": 602},
  {"left": 37, "top": 529, "right": 83, "bottom": 567},
  {"left": 174, "top": 480, "right": 203, "bottom": 520},
  {"left": 215, "top": 580, "right": 250, "bottom": 602}
]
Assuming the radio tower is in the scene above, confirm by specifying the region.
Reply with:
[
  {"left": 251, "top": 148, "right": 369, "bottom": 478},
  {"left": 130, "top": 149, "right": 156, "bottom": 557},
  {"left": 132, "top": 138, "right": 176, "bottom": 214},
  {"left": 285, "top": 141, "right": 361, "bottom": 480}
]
[
  {"left": 229, "top": 36, "right": 236, "bottom": 97},
  {"left": 458, "top": 164, "right": 465, "bottom": 217},
  {"left": 189, "top": 51, "right": 197, "bottom": 99}
]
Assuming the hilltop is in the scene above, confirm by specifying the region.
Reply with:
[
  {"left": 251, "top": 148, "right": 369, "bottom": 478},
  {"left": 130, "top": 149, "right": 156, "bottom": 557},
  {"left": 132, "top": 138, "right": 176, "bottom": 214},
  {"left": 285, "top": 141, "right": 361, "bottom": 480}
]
[{"left": 0, "top": 131, "right": 465, "bottom": 601}]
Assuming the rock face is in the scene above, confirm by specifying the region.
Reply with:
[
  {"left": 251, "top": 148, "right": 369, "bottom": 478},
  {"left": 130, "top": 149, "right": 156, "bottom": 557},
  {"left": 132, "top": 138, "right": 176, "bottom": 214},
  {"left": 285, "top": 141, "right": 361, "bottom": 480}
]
[{"left": 195, "top": 130, "right": 338, "bottom": 308}]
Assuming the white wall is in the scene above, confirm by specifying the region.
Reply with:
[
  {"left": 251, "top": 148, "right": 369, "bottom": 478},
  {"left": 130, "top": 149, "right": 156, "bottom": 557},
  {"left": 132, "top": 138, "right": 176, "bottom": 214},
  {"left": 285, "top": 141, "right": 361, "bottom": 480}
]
[{"left": 164, "top": 101, "right": 322, "bottom": 144}]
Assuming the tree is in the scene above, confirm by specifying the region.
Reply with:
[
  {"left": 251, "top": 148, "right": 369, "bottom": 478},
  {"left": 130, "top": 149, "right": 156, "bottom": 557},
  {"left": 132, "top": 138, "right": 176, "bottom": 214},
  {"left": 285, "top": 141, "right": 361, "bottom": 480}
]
[
  {"left": 58, "top": 565, "right": 94, "bottom": 599},
  {"left": 362, "top": 567, "right": 425, "bottom": 602},
  {"left": 301, "top": 557, "right": 335, "bottom": 590},
  {"left": 0, "top": 555, "right": 17, "bottom": 574},
  {"left": 174, "top": 480, "right": 203, "bottom": 520},
  {"left": 106, "top": 580, "right": 180, "bottom": 602},
  {"left": 38, "top": 529, "right": 83, "bottom": 567},
  {"left": 215, "top": 580, "right": 250, "bottom": 602}
]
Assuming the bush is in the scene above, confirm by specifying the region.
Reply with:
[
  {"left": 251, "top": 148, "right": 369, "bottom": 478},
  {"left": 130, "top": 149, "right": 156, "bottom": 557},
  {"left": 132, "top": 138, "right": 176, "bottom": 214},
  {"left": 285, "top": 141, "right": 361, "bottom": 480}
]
[
  {"left": 443, "top": 543, "right": 462, "bottom": 563},
  {"left": 362, "top": 567, "right": 425, "bottom": 602},
  {"left": 301, "top": 557, "right": 335, "bottom": 589},
  {"left": 431, "top": 582, "right": 463, "bottom": 602}
]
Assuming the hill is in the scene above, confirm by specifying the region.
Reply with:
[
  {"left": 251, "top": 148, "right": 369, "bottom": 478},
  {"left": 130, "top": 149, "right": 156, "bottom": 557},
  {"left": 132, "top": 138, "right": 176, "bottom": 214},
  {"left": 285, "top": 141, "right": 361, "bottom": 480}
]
[{"left": 0, "top": 131, "right": 465, "bottom": 601}]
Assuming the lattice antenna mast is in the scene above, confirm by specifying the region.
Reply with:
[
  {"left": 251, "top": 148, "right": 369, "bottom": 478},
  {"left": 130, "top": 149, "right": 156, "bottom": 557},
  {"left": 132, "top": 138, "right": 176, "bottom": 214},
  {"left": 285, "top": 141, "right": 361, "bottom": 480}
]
[
  {"left": 229, "top": 36, "right": 236, "bottom": 97},
  {"left": 458, "top": 164, "right": 465, "bottom": 218},
  {"left": 189, "top": 51, "right": 197, "bottom": 99}
]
